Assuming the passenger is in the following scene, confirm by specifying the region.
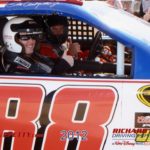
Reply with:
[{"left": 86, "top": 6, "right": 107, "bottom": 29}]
[{"left": 3, "top": 17, "right": 74, "bottom": 74}]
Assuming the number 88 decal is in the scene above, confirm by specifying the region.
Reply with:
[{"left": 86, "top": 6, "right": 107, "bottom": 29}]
[
  {"left": 0, "top": 84, "right": 118, "bottom": 150},
  {"left": 43, "top": 86, "right": 118, "bottom": 150}
]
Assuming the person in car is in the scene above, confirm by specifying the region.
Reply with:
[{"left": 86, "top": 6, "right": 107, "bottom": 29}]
[
  {"left": 40, "top": 14, "right": 116, "bottom": 63},
  {"left": 2, "top": 17, "right": 74, "bottom": 74},
  {"left": 40, "top": 15, "right": 81, "bottom": 60}
]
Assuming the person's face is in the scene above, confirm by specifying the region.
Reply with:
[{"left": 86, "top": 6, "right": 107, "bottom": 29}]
[
  {"left": 50, "top": 25, "right": 64, "bottom": 36},
  {"left": 18, "top": 34, "right": 36, "bottom": 55},
  {"left": 107, "top": 0, "right": 115, "bottom": 5}
]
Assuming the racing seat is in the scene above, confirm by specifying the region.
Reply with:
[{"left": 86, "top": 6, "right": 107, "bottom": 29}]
[
  {"left": 0, "top": 17, "right": 8, "bottom": 44},
  {"left": 0, "top": 17, "right": 9, "bottom": 73},
  {"left": 0, "top": 46, "right": 10, "bottom": 73}
]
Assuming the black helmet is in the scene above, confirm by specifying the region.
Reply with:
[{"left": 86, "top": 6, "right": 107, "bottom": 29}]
[{"left": 45, "top": 15, "right": 69, "bottom": 45}]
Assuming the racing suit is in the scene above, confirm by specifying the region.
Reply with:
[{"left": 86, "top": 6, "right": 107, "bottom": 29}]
[
  {"left": 4, "top": 50, "right": 72, "bottom": 75},
  {"left": 40, "top": 42, "right": 116, "bottom": 63}
]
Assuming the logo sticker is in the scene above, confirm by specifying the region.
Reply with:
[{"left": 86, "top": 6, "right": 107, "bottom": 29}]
[
  {"left": 137, "top": 85, "right": 150, "bottom": 107},
  {"left": 135, "top": 113, "right": 150, "bottom": 128},
  {"left": 14, "top": 56, "right": 31, "bottom": 68}
]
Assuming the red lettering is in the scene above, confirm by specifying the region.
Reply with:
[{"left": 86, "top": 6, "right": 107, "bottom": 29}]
[{"left": 113, "top": 128, "right": 119, "bottom": 133}]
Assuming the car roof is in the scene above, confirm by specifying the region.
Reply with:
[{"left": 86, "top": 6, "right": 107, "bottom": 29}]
[
  {"left": 0, "top": 0, "right": 150, "bottom": 78},
  {"left": 0, "top": 1, "right": 149, "bottom": 48}
]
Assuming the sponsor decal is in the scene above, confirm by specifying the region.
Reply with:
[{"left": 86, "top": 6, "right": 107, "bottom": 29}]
[
  {"left": 135, "top": 129, "right": 150, "bottom": 143},
  {"left": 134, "top": 113, "right": 150, "bottom": 144},
  {"left": 1, "top": 132, "right": 44, "bottom": 138},
  {"left": 112, "top": 128, "right": 147, "bottom": 133},
  {"left": 112, "top": 128, "right": 150, "bottom": 146},
  {"left": 135, "top": 113, "right": 150, "bottom": 128},
  {"left": 137, "top": 85, "right": 150, "bottom": 107},
  {"left": 14, "top": 56, "right": 31, "bottom": 68},
  {"left": 3, "top": 35, "right": 13, "bottom": 40}
]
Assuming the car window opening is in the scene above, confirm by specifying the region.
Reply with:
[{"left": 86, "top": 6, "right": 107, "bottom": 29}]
[{"left": 0, "top": 15, "right": 132, "bottom": 78}]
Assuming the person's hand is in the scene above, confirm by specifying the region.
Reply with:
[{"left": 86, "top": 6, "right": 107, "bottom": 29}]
[
  {"left": 143, "top": 8, "right": 150, "bottom": 22},
  {"left": 68, "top": 38, "right": 81, "bottom": 59},
  {"left": 62, "top": 50, "right": 74, "bottom": 67}
]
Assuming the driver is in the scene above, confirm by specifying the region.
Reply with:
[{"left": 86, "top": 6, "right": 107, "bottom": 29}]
[
  {"left": 40, "top": 15, "right": 81, "bottom": 59},
  {"left": 3, "top": 17, "right": 74, "bottom": 74},
  {"left": 40, "top": 14, "right": 115, "bottom": 63}
]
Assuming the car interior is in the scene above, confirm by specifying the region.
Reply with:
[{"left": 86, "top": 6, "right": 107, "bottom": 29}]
[{"left": 0, "top": 15, "right": 132, "bottom": 78}]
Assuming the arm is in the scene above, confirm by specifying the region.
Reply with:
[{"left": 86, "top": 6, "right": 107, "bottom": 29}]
[
  {"left": 52, "top": 50, "right": 74, "bottom": 74},
  {"left": 52, "top": 58, "right": 72, "bottom": 74}
]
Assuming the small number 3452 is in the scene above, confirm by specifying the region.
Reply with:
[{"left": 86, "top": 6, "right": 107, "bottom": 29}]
[{"left": 60, "top": 130, "right": 88, "bottom": 141}]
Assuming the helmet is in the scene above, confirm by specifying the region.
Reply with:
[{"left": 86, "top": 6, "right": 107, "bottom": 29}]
[
  {"left": 3, "top": 17, "right": 43, "bottom": 53},
  {"left": 45, "top": 15, "right": 69, "bottom": 45}
]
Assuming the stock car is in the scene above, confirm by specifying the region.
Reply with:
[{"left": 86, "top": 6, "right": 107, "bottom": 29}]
[{"left": 0, "top": 0, "right": 150, "bottom": 150}]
